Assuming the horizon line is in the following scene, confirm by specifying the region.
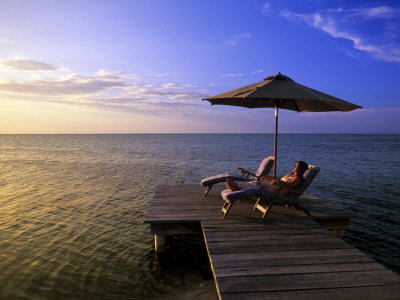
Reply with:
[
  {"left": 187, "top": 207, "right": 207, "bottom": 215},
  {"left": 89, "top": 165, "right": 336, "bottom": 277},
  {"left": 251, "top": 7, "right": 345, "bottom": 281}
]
[{"left": 1, "top": 133, "right": 399, "bottom": 135}]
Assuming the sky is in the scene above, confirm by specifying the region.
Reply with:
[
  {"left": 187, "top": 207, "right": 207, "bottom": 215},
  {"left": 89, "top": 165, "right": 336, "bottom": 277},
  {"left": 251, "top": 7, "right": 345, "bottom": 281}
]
[{"left": 0, "top": 0, "right": 399, "bottom": 134}]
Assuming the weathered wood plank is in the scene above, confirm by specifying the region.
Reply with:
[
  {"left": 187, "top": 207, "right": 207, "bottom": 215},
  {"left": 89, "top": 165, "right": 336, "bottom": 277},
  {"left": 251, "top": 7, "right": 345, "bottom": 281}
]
[
  {"left": 217, "top": 270, "right": 400, "bottom": 293},
  {"left": 211, "top": 254, "right": 375, "bottom": 269},
  {"left": 205, "top": 232, "right": 335, "bottom": 243},
  {"left": 205, "top": 235, "right": 349, "bottom": 246},
  {"left": 202, "top": 223, "right": 320, "bottom": 230},
  {"left": 221, "top": 285, "right": 400, "bottom": 300},
  {"left": 206, "top": 240, "right": 353, "bottom": 254},
  {"left": 209, "top": 248, "right": 367, "bottom": 263},
  {"left": 214, "top": 262, "right": 386, "bottom": 278},
  {"left": 202, "top": 217, "right": 317, "bottom": 225}
]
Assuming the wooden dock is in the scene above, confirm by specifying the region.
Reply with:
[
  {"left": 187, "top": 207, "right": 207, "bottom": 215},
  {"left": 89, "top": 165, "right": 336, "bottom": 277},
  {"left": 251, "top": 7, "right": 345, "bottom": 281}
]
[{"left": 144, "top": 184, "right": 400, "bottom": 299}]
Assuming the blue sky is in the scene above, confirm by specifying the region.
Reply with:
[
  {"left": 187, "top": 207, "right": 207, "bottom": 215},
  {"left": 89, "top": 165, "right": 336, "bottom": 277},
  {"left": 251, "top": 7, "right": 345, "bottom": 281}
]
[{"left": 0, "top": 0, "right": 399, "bottom": 133}]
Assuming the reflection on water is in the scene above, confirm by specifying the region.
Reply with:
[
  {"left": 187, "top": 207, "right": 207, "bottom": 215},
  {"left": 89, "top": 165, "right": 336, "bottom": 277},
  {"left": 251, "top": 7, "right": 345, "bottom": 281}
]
[
  {"left": 148, "top": 235, "right": 217, "bottom": 300},
  {"left": 0, "top": 134, "right": 399, "bottom": 299}
]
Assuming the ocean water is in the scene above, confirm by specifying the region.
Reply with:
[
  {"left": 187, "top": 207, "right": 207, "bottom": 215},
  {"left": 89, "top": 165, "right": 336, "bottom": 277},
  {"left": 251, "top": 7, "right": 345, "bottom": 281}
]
[{"left": 0, "top": 134, "right": 399, "bottom": 299}]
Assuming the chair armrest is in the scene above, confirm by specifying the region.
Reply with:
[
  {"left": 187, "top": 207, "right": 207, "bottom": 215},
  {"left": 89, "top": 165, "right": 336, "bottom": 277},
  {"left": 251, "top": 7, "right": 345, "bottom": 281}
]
[{"left": 237, "top": 168, "right": 257, "bottom": 179}]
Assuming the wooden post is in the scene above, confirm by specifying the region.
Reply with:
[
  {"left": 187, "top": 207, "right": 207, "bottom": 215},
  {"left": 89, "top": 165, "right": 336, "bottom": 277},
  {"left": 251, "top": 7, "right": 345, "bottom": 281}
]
[
  {"left": 155, "top": 234, "right": 166, "bottom": 251},
  {"left": 273, "top": 104, "right": 279, "bottom": 178}
]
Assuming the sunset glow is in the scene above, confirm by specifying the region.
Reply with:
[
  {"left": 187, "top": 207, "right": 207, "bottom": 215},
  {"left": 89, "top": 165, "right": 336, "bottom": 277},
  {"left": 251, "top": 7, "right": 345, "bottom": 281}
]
[{"left": 1, "top": 0, "right": 399, "bottom": 133}]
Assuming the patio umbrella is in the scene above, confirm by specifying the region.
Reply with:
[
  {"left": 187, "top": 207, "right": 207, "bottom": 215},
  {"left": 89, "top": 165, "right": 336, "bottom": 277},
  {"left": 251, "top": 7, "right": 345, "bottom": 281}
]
[{"left": 202, "top": 72, "right": 362, "bottom": 177}]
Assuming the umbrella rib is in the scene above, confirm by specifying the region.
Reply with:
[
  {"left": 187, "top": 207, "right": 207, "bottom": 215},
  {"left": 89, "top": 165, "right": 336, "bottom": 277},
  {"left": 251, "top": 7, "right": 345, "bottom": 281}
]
[{"left": 291, "top": 99, "right": 300, "bottom": 112}]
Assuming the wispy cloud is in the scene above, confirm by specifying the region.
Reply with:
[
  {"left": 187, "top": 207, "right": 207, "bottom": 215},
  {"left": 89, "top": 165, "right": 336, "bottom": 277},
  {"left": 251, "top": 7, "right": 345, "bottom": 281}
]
[
  {"left": 349, "top": 6, "right": 400, "bottom": 19},
  {"left": 225, "top": 32, "right": 253, "bottom": 46},
  {"left": 262, "top": 3, "right": 271, "bottom": 15},
  {"left": 155, "top": 71, "right": 178, "bottom": 77},
  {"left": 0, "top": 73, "right": 128, "bottom": 95},
  {"left": 162, "top": 83, "right": 197, "bottom": 89},
  {"left": 1, "top": 59, "right": 58, "bottom": 71},
  {"left": 0, "top": 59, "right": 205, "bottom": 115},
  {"left": 222, "top": 69, "right": 264, "bottom": 79},
  {"left": 280, "top": 5, "right": 400, "bottom": 63},
  {"left": 349, "top": 106, "right": 400, "bottom": 113},
  {"left": 0, "top": 37, "right": 15, "bottom": 45},
  {"left": 134, "top": 87, "right": 207, "bottom": 99},
  {"left": 97, "top": 69, "right": 139, "bottom": 80},
  {"left": 222, "top": 73, "right": 244, "bottom": 78},
  {"left": 298, "top": 106, "right": 400, "bottom": 117}
]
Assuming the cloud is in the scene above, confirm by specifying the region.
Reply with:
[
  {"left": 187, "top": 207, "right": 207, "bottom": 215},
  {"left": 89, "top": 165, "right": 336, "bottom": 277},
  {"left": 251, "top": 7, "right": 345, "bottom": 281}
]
[
  {"left": 0, "top": 74, "right": 128, "bottom": 95},
  {"left": 97, "top": 69, "right": 139, "bottom": 80},
  {"left": 162, "top": 83, "right": 197, "bottom": 89},
  {"left": 349, "top": 106, "right": 400, "bottom": 113},
  {"left": 134, "top": 88, "right": 208, "bottom": 100},
  {"left": 298, "top": 106, "right": 400, "bottom": 118},
  {"left": 155, "top": 71, "right": 178, "bottom": 77},
  {"left": 262, "top": 3, "right": 271, "bottom": 15},
  {"left": 351, "top": 6, "right": 400, "bottom": 19},
  {"left": 0, "top": 38, "right": 15, "bottom": 44},
  {"left": 0, "top": 59, "right": 206, "bottom": 115},
  {"left": 225, "top": 32, "right": 253, "bottom": 46},
  {"left": 1, "top": 59, "right": 58, "bottom": 71},
  {"left": 222, "top": 73, "right": 244, "bottom": 78},
  {"left": 280, "top": 5, "right": 400, "bottom": 63},
  {"left": 221, "top": 69, "right": 264, "bottom": 78}
]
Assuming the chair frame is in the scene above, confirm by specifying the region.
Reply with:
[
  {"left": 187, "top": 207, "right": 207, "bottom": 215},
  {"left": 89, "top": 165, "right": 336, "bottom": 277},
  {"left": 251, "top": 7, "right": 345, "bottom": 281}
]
[
  {"left": 253, "top": 164, "right": 320, "bottom": 218},
  {"left": 203, "top": 156, "right": 274, "bottom": 198}
]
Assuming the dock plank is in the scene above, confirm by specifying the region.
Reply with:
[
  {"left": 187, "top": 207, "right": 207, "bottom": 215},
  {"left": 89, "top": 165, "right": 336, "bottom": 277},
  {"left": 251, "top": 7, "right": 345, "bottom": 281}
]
[
  {"left": 217, "top": 270, "right": 400, "bottom": 293},
  {"left": 214, "top": 262, "right": 386, "bottom": 277},
  {"left": 221, "top": 285, "right": 400, "bottom": 300}
]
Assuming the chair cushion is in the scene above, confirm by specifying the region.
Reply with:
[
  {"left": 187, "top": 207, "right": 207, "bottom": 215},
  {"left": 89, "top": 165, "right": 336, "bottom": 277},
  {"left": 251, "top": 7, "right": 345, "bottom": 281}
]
[
  {"left": 286, "top": 167, "right": 316, "bottom": 202},
  {"left": 299, "top": 168, "right": 316, "bottom": 190},
  {"left": 221, "top": 188, "right": 280, "bottom": 202},
  {"left": 255, "top": 157, "right": 274, "bottom": 177},
  {"left": 200, "top": 173, "right": 246, "bottom": 187},
  {"left": 221, "top": 188, "right": 257, "bottom": 202}
]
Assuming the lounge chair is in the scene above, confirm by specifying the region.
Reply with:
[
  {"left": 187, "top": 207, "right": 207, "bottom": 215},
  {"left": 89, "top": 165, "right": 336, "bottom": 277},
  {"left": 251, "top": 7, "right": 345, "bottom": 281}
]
[
  {"left": 200, "top": 156, "right": 274, "bottom": 198},
  {"left": 220, "top": 163, "right": 320, "bottom": 218}
]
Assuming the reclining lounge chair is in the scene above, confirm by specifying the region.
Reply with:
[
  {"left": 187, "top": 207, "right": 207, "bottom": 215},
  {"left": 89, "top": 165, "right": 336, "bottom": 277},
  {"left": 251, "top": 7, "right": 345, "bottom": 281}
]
[
  {"left": 200, "top": 156, "right": 274, "bottom": 198},
  {"left": 220, "top": 164, "right": 320, "bottom": 218}
]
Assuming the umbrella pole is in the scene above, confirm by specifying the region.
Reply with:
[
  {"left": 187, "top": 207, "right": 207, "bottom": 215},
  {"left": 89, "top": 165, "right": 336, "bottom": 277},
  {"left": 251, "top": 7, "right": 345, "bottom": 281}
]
[{"left": 273, "top": 105, "right": 278, "bottom": 178}]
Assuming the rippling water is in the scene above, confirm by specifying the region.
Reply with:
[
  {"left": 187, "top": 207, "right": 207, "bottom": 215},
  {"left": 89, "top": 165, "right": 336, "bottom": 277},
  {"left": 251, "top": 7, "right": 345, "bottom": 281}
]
[{"left": 0, "top": 134, "right": 399, "bottom": 299}]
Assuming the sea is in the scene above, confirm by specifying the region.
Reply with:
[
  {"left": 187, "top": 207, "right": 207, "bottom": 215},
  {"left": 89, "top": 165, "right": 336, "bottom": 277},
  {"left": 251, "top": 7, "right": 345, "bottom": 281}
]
[{"left": 0, "top": 134, "right": 399, "bottom": 299}]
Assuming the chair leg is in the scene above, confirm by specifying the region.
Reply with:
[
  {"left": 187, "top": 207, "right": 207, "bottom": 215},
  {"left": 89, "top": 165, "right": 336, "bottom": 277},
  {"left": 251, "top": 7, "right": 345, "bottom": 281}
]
[
  {"left": 253, "top": 197, "right": 262, "bottom": 211},
  {"left": 221, "top": 201, "right": 228, "bottom": 213},
  {"left": 253, "top": 197, "right": 275, "bottom": 218},
  {"left": 204, "top": 185, "right": 213, "bottom": 198},
  {"left": 262, "top": 200, "right": 274, "bottom": 218},
  {"left": 221, "top": 200, "right": 234, "bottom": 218},
  {"left": 254, "top": 197, "right": 270, "bottom": 218}
]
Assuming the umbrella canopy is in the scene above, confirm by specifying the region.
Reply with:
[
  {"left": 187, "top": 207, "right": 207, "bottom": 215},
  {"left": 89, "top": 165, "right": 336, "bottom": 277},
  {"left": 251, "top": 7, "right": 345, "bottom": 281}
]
[{"left": 202, "top": 73, "right": 362, "bottom": 176}]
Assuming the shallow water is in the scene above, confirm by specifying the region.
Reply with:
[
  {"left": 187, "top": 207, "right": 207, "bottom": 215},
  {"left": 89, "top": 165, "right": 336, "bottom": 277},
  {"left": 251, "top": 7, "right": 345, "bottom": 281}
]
[{"left": 0, "top": 134, "right": 399, "bottom": 299}]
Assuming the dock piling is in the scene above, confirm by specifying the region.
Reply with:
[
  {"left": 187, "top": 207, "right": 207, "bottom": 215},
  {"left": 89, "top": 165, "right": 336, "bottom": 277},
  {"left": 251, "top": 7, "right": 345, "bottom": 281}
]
[{"left": 154, "top": 234, "right": 166, "bottom": 252}]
